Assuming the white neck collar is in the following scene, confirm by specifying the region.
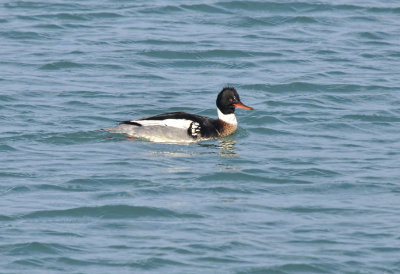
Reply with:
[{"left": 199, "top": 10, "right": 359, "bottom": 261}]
[{"left": 217, "top": 108, "right": 237, "bottom": 125}]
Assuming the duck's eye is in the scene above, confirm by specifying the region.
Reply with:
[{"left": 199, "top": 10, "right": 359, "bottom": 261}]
[{"left": 229, "top": 98, "right": 233, "bottom": 102}]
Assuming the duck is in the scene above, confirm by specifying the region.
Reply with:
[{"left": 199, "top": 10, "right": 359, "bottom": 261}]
[{"left": 106, "top": 87, "right": 253, "bottom": 143}]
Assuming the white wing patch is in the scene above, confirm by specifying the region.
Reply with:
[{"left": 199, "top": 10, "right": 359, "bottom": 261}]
[
  {"left": 190, "top": 122, "right": 201, "bottom": 137},
  {"left": 134, "top": 119, "right": 193, "bottom": 129}
]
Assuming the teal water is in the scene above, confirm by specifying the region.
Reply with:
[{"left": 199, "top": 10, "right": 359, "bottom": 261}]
[{"left": 1, "top": 0, "right": 400, "bottom": 273}]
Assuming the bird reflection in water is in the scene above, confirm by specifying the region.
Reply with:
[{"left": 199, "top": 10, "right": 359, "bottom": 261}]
[
  {"left": 199, "top": 138, "right": 238, "bottom": 157},
  {"left": 217, "top": 139, "right": 237, "bottom": 157}
]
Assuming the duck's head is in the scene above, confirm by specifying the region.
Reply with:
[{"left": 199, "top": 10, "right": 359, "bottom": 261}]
[{"left": 216, "top": 87, "right": 253, "bottom": 114}]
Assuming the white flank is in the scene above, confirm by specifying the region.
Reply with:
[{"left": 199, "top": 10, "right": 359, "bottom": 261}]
[
  {"left": 134, "top": 119, "right": 192, "bottom": 129},
  {"left": 217, "top": 108, "right": 237, "bottom": 125}
]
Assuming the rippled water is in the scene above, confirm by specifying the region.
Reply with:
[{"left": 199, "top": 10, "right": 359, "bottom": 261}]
[{"left": 1, "top": 0, "right": 400, "bottom": 273}]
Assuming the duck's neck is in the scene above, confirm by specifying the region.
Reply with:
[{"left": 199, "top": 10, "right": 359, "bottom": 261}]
[{"left": 217, "top": 108, "right": 237, "bottom": 125}]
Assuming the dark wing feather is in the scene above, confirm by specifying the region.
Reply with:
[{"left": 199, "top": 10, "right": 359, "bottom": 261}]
[
  {"left": 120, "top": 121, "right": 142, "bottom": 126},
  {"left": 137, "top": 112, "right": 203, "bottom": 122}
]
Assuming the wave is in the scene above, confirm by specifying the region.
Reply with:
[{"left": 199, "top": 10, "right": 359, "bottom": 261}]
[{"left": 22, "top": 204, "right": 203, "bottom": 219}]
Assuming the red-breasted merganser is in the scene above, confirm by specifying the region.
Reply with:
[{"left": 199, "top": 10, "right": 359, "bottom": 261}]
[{"left": 106, "top": 87, "right": 253, "bottom": 143}]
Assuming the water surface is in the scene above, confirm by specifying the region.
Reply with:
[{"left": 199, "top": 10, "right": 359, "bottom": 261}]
[{"left": 1, "top": 0, "right": 400, "bottom": 273}]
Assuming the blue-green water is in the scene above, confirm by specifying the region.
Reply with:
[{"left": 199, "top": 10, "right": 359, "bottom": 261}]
[{"left": 1, "top": 0, "right": 400, "bottom": 273}]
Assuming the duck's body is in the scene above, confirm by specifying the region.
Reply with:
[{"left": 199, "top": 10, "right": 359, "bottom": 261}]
[
  {"left": 106, "top": 87, "right": 253, "bottom": 143},
  {"left": 107, "top": 110, "right": 237, "bottom": 143}
]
